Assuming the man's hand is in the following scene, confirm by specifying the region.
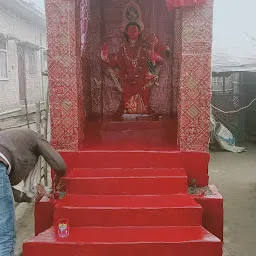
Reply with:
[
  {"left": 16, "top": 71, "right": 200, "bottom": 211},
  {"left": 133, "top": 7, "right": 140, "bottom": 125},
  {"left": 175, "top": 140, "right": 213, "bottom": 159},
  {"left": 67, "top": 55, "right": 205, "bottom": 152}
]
[
  {"left": 35, "top": 183, "right": 47, "bottom": 202},
  {"left": 54, "top": 173, "right": 65, "bottom": 192},
  {"left": 54, "top": 174, "right": 60, "bottom": 190}
]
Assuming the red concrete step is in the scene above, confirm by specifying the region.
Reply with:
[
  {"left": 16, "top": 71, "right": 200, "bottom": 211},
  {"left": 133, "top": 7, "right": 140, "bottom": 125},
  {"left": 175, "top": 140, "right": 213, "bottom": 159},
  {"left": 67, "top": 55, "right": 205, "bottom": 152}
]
[
  {"left": 23, "top": 226, "right": 222, "bottom": 256},
  {"left": 66, "top": 168, "right": 188, "bottom": 195},
  {"left": 54, "top": 194, "right": 202, "bottom": 227},
  {"left": 61, "top": 151, "right": 183, "bottom": 169}
]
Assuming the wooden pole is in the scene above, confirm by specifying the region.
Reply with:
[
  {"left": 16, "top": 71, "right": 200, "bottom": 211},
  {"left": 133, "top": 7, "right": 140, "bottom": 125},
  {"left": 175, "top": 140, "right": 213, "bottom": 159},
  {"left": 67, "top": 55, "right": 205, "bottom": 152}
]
[
  {"left": 44, "top": 86, "right": 49, "bottom": 141},
  {"left": 43, "top": 87, "right": 50, "bottom": 186},
  {"left": 35, "top": 102, "right": 41, "bottom": 133},
  {"left": 35, "top": 102, "right": 42, "bottom": 181},
  {"left": 24, "top": 97, "right": 30, "bottom": 128}
]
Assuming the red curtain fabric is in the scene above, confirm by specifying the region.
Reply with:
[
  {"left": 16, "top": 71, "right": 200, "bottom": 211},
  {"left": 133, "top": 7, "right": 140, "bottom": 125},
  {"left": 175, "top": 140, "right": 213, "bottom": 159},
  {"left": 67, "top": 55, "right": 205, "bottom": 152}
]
[{"left": 165, "top": 0, "right": 206, "bottom": 11}]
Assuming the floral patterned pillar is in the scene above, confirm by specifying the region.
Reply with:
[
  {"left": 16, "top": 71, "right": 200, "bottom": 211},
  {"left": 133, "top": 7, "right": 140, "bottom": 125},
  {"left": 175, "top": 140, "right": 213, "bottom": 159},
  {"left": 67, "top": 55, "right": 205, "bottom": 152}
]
[
  {"left": 45, "top": 0, "right": 85, "bottom": 150},
  {"left": 177, "top": 0, "right": 213, "bottom": 151}
]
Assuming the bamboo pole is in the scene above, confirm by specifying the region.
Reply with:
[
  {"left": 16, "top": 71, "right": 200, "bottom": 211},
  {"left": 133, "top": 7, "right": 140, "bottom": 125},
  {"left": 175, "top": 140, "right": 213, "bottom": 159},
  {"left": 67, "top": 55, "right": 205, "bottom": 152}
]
[
  {"left": 24, "top": 97, "right": 30, "bottom": 129},
  {"left": 43, "top": 87, "right": 50, "bottom": 186},
  {"left": 35, "top": 102, "right": 41, "bottom": 133},
  {"left": 35, "top": 102, "right": 42, "bottom": 181}
]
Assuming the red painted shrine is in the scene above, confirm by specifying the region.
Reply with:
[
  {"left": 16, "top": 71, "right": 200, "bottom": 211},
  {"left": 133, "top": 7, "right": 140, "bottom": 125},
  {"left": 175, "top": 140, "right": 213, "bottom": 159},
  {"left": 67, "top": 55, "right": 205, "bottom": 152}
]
[{"left": 23, "top": 0, "right": 223, "bottom": 255}]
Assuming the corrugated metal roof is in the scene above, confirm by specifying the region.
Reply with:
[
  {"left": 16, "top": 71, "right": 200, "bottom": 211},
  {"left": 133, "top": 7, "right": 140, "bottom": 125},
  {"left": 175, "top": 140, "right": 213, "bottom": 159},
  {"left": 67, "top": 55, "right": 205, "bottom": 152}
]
[{"left": 212, "top": 52, "right": 256, "bottom": 73}]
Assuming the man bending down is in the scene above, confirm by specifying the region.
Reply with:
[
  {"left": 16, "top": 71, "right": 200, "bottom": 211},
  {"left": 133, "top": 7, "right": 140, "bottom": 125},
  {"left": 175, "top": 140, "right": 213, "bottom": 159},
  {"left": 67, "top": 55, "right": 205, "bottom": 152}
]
[{"left": 0, "top": 128, "right": 67, "bottom": 256}]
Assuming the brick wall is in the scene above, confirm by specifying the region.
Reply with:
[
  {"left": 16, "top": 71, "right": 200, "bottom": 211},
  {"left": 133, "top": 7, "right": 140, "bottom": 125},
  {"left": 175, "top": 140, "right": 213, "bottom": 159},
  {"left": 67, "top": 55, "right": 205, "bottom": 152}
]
[{"left": 0, "top": 6, "right": 46, "bottom": 114}]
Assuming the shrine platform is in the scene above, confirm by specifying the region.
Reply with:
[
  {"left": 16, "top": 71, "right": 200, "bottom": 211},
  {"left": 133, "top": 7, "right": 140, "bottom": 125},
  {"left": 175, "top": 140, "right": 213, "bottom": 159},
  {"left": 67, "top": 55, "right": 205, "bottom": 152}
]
[{"left": 23, "top": 119, "right": 223, "bottom": 256}]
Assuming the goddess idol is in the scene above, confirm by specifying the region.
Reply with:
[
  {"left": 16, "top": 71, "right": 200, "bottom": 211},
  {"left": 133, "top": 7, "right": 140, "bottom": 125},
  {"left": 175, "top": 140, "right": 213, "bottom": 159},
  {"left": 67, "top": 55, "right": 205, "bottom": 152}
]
[{"left": 101, "top": 1, "right": 170, "bottom": 114}]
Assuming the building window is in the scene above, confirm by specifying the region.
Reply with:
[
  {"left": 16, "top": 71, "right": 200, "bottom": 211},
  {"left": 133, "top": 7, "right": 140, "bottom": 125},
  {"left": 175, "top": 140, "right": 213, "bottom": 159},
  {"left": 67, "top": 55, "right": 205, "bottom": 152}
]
[
  {"left": 0, "top": 40, "right": 8, "bottom": 79},
  {"left": 29, "top": 51, "right": 37, "bottom": 74}
]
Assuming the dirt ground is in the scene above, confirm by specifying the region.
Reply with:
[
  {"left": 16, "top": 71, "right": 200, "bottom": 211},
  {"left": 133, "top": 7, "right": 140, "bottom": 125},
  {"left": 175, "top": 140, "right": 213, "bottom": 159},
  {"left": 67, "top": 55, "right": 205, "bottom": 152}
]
[
  {"left": 15, "top": 203, "right": 34, "bottom": 255},
  {"left": 15, "top": 143, "right": 256, "bottom": 255},
  {"left": 210, "top": 142, "right": 256, "bottom": 256}
]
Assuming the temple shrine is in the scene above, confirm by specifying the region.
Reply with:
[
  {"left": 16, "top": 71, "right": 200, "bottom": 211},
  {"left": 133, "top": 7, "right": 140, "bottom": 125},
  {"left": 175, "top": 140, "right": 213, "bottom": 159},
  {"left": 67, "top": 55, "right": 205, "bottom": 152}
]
[{"left": 23, "top": 0, "right": 223, "bottom": 255}]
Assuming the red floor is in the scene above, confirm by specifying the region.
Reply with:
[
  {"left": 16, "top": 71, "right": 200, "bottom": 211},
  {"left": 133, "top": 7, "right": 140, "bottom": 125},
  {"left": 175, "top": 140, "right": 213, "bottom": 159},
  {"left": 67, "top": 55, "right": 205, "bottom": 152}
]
[
  {"left": 23, "top": 120, "right": 223, "bottom": 256},
  {"left": 82, "top": 119, "right": 178, "bottom": 150}
]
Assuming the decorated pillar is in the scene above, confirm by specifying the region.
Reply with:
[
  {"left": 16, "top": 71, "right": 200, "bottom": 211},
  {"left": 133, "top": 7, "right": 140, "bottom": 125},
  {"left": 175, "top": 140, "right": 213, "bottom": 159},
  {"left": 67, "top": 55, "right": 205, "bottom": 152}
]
[
  {"left": 45, "top": 0, "right": 85, "bottom": 150},
  {"left": 177, "top": 0, "right": 213, "bottom": 151}
]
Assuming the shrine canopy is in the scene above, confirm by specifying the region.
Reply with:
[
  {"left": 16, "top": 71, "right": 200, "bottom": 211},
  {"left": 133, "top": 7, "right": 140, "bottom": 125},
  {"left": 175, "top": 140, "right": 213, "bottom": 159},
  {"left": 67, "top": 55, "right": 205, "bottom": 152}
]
[{"left": 165, "top": 0, "right": 206, "bottom": 11}]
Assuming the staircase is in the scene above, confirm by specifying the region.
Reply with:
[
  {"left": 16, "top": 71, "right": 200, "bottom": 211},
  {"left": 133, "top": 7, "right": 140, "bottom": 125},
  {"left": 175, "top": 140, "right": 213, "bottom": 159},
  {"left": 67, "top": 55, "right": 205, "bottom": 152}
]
[{"left": 23, "top": 121, "right": 222, "bottom": 256}]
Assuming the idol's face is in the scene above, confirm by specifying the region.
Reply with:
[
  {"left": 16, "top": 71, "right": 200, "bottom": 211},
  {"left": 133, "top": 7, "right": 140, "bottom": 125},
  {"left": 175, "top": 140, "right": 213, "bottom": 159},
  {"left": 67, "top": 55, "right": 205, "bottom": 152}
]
[{"left": 127, "top": 25, "right": 139, "bottom": 40}]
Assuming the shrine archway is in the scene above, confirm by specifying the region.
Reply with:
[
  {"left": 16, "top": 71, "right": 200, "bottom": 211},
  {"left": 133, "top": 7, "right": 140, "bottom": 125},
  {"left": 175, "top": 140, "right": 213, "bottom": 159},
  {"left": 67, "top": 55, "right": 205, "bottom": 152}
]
[
  {"left": 82, "top": 0, "right": 176, "bottom": 120},
  {"left": 46, "top": 0, "right": 213, "bottom": 152}
]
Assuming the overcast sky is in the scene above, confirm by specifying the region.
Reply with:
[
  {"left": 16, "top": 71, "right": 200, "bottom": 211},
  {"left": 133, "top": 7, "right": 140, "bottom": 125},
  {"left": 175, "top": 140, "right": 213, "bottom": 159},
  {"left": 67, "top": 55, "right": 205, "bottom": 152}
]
[
  {"left": 213, "top": 0, "right": 256, "bottom": 58},
  {"left": 31, "top": 0, "right": 256, "bottom": 59}
]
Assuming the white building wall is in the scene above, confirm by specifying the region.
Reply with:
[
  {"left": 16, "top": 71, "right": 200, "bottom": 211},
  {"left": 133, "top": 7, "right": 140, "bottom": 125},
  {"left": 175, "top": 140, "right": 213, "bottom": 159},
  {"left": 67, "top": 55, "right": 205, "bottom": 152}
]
[
  {"left": 0, "top": 40, "right": 20, "bottom": 112},
  {"left": 0, "top": 5, "right": 46, "bottom": 114},
  {"left": 24, "top": 49, "right": 43, "bottom": 105},
  {"left": 0, "top": 6, "right": 46, "bottom": 48}
]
